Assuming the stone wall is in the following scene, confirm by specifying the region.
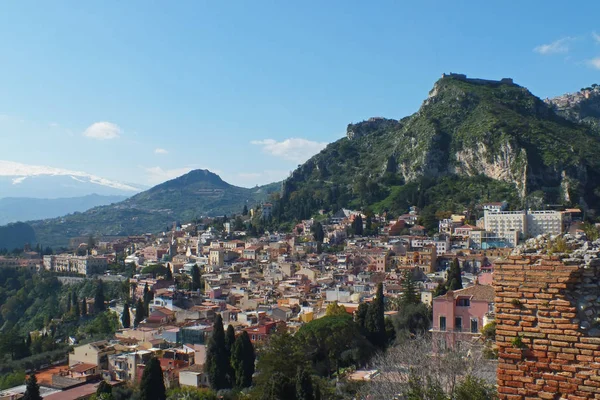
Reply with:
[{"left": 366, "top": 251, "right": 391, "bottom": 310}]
[{"left": 494, "top": 255, "right": 600, "bottom": 400}]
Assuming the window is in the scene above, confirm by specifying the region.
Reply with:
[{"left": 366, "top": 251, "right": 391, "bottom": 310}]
[
  {"left": 455, "top": 317, "right": 462, "bottom": 332},
  {"left": 456, "top": 298, "right": 470, "bottom": 307},
  {"left": 439, "top": 316, "right": 446, "bottom": 331},
  {"left": 471, "top": 318, "right": 478, "bottom": 333}
]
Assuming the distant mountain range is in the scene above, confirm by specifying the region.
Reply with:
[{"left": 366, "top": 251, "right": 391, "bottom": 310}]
[
  {"left": 0, "top": 160, "right": 144, "bottom": 198},
  {"left": 0, "top": 194, "right": 128, "bottom": 225},
  {"left": 23, "top": 170, "right": 280, "bottom": 248}
]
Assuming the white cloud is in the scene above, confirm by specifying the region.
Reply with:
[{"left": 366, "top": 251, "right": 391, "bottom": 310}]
[
  {"left": 250, "top": 138, "right": 328, "bottom": 163},
  {"left": 593, "top": 31, "right": 600, "bottom": 44},
  {"left": 533, "top": 37, "right": 573, "bottom": 55},
  {"left": 143, "top": 166, "right": 194, "bottom": 185},
  {"left": 49, "top": 122, "right": 59, "bottom": 128},
  {"left": 154, "top": 148, "right": 169, "bottom": 155},
  {"left": 0, "top": 160, "right": 140, "bottom": 191},
  {"left": 587, "top": 57, "right": 600, "bottom": 70},
  {"left": 83, "top": 121, "right": 122, "bottom": 140}
]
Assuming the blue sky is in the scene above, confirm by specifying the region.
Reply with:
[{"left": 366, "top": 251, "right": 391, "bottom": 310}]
[{"left": 0, "top": 1, "right": 599, "bottom": 190}]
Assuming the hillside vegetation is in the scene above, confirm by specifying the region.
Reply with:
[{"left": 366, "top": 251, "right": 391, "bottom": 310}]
[
  {"left": 27, "top": 170, "right": 280, "bottom": 248},
  {"left": 274, "top": 75, "right": 600, "bottom": 223}
]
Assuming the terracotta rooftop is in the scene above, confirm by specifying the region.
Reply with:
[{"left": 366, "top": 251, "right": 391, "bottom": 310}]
[{"left": 448, "top": 284, "right": 494, "bottom": 302}]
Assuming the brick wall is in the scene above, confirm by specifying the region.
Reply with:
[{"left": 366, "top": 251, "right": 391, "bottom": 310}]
[{"left": 494, "top": 255, "right": 600, "bottom": 399}]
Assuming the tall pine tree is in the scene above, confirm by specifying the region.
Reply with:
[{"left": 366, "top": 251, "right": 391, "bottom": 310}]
[
  {"left": 22, "top": 373, "right": 42, "bottom": 400},
  {"left": 401, "top": 271, "right": 420, "bottom": 306},
  {"left": 230, "top": 331, "right": 255, "bottom": 388},
  {"left": 139, "top": 357, "right": 166, "bottom": 400},
  {"left": 165, "top": 265, "right": 173, "bottom": 281},
  {"left": 205, "top": 314, "right": 232, "bottom": 390},
  {"left": 122, "top": 302, "right": 131, "bottom": 328}
]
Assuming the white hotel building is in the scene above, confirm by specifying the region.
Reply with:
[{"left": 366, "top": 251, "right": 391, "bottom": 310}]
[{"left": 483, "top": 210, "right": 565, "bottom": 246}]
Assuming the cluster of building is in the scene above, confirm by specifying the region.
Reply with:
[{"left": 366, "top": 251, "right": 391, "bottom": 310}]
[{"left": 0, "top": 199, "right": 590, "bottom": 397}]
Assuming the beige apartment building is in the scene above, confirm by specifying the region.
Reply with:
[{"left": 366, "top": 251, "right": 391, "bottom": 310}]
[{"left": 43, "top": 254, "right": 108, "bottom": 275}]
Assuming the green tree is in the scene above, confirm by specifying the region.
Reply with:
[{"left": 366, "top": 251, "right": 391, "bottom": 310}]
[
  {"left": 392, "top": 302, "right": 431, "bottom": 338},
  {"left": 295, "top": 368, "right": 314, "bottom": 400},
  {"left": 135, "top": 298, "right": 145, "bottom": 327},
  {"left": 325, "top": 301, "right": 347, "bottom": 316},
  {"left": 433, "top": 282, "right": 448, "bottom": 297},
  {"left": 254, "top": 331, "right": 305, "bottom": 398},
  {"left": 242, "top": 204, "right": 248, "bottom": 216},
  {"left": 94, "top": 280, "right": 106, "bottom": 313},
  {"left": 139, "top": 357, "right": 166, "bottom": 400},
  {"left": 165, "top": 265, "right": 173, "bottom": 281},
  {"left": 448, "top": 259, "right": 463, "bottom": 291},
  {"left": 365, "top": 283, "right": 386, "bottom": 348},
  {"left": 81, "top": 298, "right": 87, "bottom": 316},
  {"left": 225, "top": 324, "right": 236, "bottom": 354},
  {"left": 230, "top": 331, "right": 255, "bottom": 388},
  {"left": 205, "top": 314, "right": 232, "bottom": 390},
  {"left": 191, "top": 265, "right": 202, "bottom": 291},
  {"left": 352, "top": 215, "right": 364, "bottom": 236},
  {"left": 355, "top": 302, "right": 369, "bottom": 331},
  {"left": 121, "top": 302, "right": 131, "bottom": 328},
  {"left": 143, "top": 284, "right": 153, "bottom": 316},
  {"left": 73, "top": 292, "right": 80, "bottom": 317},
  {"left": 22, "top": 373, "right": 42, "bottom": 400},
  {"left": 400, "top": 271, "right": 420, "bottom": 306},
  {"left": 311, "top": 222, "right": 325, "bottom": 243},
  {"left": 454, "top": 375, "right": 497, "bottom": 400},
  {"left": 96, "top": 380, "right": 113, "bottom": 396}
]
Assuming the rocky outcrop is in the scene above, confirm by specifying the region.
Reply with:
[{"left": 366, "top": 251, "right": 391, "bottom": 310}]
[{"left": 453, "top": 142, "right": 528, "bottom": 198}]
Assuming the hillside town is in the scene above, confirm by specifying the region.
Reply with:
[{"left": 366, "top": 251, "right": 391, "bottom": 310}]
[{"left": 0, "top": 200, "right": 589, "bottom": 399}]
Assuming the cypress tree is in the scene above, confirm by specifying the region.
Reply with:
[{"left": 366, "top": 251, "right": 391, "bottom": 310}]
[
  {"left": 66, "top": 291, "right": 72, "bottom": 312},
  {"left": 191, "top": 265, "right": 202, "bottom": 291},
  {"left": 231, "top": 331, "right": 255, "bottom": 388},
  {"left": 122, "top": 302, "right": 131, "bottom": 328},
  {"left": 365, "top": 283, "right": 386, "bottom": 348},
  {"left": 295, "top": 367, "right": 314, "bottom": 400},
  {"left": 165, "top": 265, "right": 173, "bottom": 281},
  {"left": 94, "top": 280, "right": 106, "bottom": 313},
  {"left": 22, "top": 373, "right": 42, "bottom": 400},
  {"left": 355, "top": 302, "right": 369, "bottom": 330},
  {"left": 143, "top": 285, "right": 153, "bottom": 316},
  {"left": 81, "top": 298, "right": 87, "bottom": 316},
  {"left": 135, "top": 298, "right": 145, "bottom": 327},
  {"left": 139, "top": 357, "right": 166, "bottom": 400},
  {"left": 73, "top": 292, "right": 80, "bottom": 316},
  {"left": 225, "top": 324, "right": 236, "bottom": 350},
  {"left": 205, "top": 314, "right": 232, "bottom": 389},
  {"left": 448, "top": 258, "right": 463, "bottom": 291}
]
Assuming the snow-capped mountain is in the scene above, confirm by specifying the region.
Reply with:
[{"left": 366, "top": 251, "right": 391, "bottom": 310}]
[{"left": 0, "top": 160, "right": 143, "bottom": 198}]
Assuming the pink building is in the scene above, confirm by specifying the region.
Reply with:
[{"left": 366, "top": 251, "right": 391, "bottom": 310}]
[{"left": 431, "top": 284, "right": 494, "bottom": 349}]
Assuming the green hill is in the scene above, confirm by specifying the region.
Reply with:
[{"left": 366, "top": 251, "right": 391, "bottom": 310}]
[
  {"left": 274, "top": 74, "right": 600, "bottom": 225},
  {"left": 28, "top": 170, "right": 280, "bottom": 248}
]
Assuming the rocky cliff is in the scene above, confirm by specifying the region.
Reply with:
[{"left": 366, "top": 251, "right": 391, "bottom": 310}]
[{"left": 276, "top": 74, "right": 600, "bottom": 222}]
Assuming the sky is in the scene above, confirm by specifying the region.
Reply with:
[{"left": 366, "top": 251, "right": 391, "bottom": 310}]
[{"left": 0, "top": 1, "right": 599, "bottom": 191}]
